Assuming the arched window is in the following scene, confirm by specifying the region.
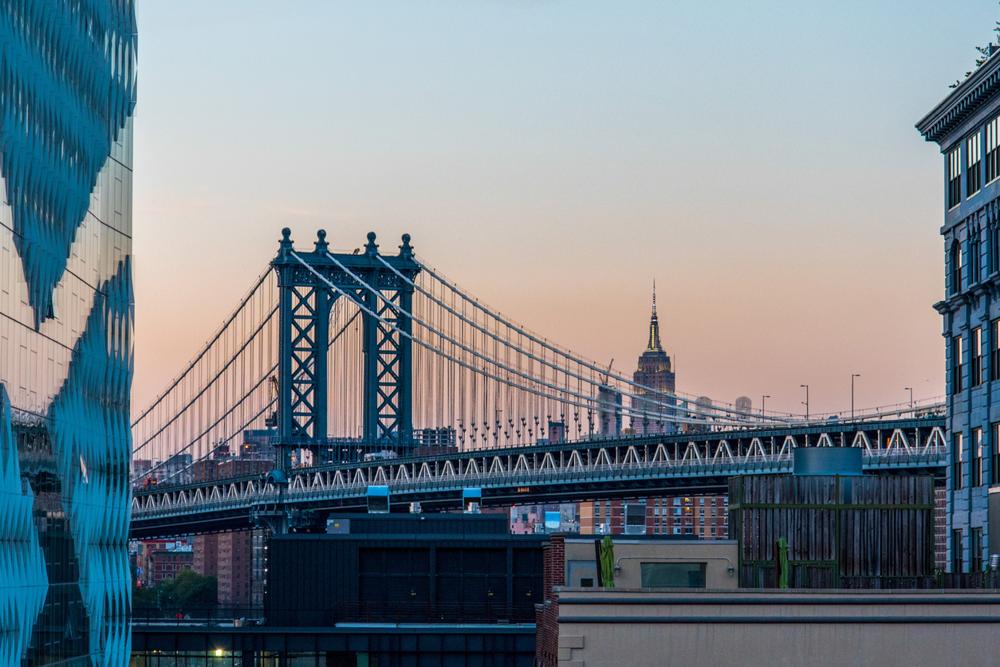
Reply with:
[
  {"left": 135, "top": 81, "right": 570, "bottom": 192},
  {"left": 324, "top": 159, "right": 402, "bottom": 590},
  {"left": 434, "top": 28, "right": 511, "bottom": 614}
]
[{"left": 952, "top": 239, "right": 963, "bottom": 295}]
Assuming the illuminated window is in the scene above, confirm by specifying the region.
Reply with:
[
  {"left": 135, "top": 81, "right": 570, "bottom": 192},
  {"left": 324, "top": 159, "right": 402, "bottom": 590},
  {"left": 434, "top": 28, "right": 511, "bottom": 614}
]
[{"left": 968, "top": 133, "right": 982, "bottom": 197}]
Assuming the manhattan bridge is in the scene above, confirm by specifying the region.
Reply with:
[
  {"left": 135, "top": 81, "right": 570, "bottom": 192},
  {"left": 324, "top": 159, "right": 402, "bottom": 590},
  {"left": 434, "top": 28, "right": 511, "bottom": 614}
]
[{"left": 130, "top": 229, "right": 946, "bottom": 538}]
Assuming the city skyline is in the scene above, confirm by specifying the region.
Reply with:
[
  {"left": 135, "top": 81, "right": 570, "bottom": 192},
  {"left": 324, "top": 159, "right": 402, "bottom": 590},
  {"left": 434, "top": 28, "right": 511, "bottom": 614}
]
[{"left": 131, "top": 1, "right": 997, "bottom": 416}]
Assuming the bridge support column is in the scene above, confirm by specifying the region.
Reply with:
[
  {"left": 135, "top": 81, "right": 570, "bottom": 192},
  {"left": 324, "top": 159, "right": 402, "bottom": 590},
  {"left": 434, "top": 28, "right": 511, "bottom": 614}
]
[{"left": 276, "top": 229, "right": 333, "bottom": 470}]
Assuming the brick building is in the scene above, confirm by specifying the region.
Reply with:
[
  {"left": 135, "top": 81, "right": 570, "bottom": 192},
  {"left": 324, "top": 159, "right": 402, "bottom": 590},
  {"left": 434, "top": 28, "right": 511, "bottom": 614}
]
[
  {"left": 190, "top": 458, "right": 271, "bottom": 607},
  {"left": 578, "top": 496, "right": 728, "bottom": 538},
  {"left": 137, "top": 540, "right": 193, "bottom": 588}
]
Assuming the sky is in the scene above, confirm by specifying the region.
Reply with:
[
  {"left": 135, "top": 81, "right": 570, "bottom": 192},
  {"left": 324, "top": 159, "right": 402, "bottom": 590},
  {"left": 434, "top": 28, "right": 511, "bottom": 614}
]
[{"left": 132, "top": 0, "right": 999, "bottom": 417}]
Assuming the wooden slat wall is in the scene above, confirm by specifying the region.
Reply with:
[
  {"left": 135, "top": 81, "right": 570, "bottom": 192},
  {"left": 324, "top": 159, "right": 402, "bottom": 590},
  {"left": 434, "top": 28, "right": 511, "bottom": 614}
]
[{"left": 730, "top": 474, "right": 935, "bottom": 588}]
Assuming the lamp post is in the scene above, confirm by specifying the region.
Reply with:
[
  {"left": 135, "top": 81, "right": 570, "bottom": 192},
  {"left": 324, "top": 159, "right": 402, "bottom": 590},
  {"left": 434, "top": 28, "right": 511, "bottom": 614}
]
[
  {"left": 800, "top": 384, "right": 809, "bottom": 421},
  {"left": 904, "top": 386, "right": 914, "bottom": 413},
  {"left": 851, "top": 374, "right": 861, "bottom": 421},
  {"left": 761, "top": 395, "right": 771, "bottom": 420}
]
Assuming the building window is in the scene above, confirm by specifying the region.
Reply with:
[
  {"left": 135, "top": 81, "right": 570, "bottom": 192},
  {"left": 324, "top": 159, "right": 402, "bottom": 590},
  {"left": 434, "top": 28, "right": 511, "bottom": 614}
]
[
  {"left": 973, "top": 327, "right": 984, "bottom": 386},
  {"left": 948, "top": 146, "right": 962, "bottom": 208},
  {"left": 994, "top": 423, "right": 1000, "bottom": 485},
  {"left": 971, "top": 528, "right": 984, "bottom": 573},
  {"left": 953, "top": 529, "right": 964, "bottom": 573},
  {"left": 640, "top": 562, "right": 706, "bottom": 588},
  {"left": 974, "top": 427, "right": 984, "bottom": 487},
  {"left": 993, "top": 320, "right": 1000, "bottom": 382},
  {"left": 992, "top": 223, "right": 1000, "bottom": 274},
  {"left": 951, "top": 240, "right": 963, "bottom": 294},
  {"left": 971, "top": 231, "right": 982, "bottom": 284},
  {"left": 952, "top": 334, "right": 965, "bottom": 394},
  {"left": 988, "top": 115, "right": 1000, "bottom": 184},
  {"left": 953, "top": 431, "right": 964, "bottom": 490},
  {"left": 968, "top": 133, "right": 982, "bottom": 197}
]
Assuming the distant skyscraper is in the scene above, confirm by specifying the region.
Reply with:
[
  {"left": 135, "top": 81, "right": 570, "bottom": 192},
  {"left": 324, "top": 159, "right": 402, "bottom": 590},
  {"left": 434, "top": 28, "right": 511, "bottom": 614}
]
[
  {"left": 0, "top": 1, "right": 136, "bottom": 663},
  {"left": 597, "top": 384, "right": 622, "bottom": 436},
  {"left": 735, "top": 396, "right": 753, "bottom": 416},
  {"left": 631, "top": 283, "right": 676, "bottom": 434}
]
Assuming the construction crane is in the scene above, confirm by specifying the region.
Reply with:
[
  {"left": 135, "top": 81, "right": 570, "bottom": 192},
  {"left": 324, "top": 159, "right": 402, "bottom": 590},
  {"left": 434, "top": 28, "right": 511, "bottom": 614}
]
[{"left": 265, "top": 375, "right": 278, "bottom": 428}]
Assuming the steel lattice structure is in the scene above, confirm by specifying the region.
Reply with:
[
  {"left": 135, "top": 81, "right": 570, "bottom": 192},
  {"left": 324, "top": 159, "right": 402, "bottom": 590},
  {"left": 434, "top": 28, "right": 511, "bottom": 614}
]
[
  {"left": 130, "top": 416, "right": 947, "bottom": 538},
  {"left": 128, "top": 229, "right": 949, "bottom": 538}
]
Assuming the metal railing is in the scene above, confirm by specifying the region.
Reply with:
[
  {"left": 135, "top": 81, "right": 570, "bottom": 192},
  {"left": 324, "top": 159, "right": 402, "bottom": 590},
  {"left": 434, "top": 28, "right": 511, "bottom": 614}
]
[{"left": 132, "top": 601, "right": 538, "bottom": 627}]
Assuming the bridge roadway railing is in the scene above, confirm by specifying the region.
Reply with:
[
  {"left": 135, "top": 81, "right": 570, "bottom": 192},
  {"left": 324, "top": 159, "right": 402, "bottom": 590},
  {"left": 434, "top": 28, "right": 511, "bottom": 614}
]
[{"left": 131, "top": 417, "right": 947, "bottom": 522}]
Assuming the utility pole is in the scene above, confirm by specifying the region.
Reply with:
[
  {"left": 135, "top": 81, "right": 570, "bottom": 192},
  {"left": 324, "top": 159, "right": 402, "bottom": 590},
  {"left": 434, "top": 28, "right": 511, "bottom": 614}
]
[{"left": 851, "top": 374, "right": 861, "bottom": 421}]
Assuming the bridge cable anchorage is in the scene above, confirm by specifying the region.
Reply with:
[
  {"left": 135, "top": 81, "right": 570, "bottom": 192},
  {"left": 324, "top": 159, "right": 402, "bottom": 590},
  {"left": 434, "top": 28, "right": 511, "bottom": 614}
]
[{"left": 305, "top": 250, "right": 739, "bottom": 429}]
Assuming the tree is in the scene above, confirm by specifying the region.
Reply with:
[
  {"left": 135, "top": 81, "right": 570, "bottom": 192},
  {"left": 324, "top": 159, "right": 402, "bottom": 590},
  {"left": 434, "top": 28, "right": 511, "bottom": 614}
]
[
  {"left": 132, "top": 569, "right": 218, "bottom": 617},
  {"left": 160, "top": 569, "right": 218, "bottom": 612}
]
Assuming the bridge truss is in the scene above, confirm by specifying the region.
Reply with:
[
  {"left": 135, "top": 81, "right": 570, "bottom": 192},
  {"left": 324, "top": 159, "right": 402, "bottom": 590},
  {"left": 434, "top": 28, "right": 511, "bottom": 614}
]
[{"left": 130, "top": 417, "right": 946, "bottom": 539}]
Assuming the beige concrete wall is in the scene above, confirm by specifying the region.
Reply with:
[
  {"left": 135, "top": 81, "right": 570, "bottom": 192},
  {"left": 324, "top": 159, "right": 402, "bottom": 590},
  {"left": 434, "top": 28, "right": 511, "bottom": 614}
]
[
  {"left": 563, "top": 538, "right": 738, "bottom": 590},
  {"left": 553, "top": 589, "right": 1000, "bottom": 667}
]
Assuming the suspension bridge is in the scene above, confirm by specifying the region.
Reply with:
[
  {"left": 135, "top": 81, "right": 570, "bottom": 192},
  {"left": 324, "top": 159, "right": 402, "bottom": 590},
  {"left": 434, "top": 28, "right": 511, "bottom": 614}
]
[{"left": 130, "top": 229, "right": 947, "bottom": 538}]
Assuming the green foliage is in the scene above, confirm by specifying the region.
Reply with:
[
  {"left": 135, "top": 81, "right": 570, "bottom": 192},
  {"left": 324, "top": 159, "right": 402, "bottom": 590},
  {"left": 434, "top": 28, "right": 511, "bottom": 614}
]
[
  {"left": 599, "top": 535, "right": 615, "bottom": 589},
  {"left": 133, "top": 569, "right": 218, "bottom": 615},
  {"left": 951, "top": 2, "right": 1000, "bottom": 88}
]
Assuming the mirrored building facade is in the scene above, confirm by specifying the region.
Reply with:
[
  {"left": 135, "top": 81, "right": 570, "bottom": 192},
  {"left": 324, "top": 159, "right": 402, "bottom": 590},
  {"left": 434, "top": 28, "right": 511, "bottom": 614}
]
[{"left": 0, "top": 1, "right": 137, "bottom": 663}]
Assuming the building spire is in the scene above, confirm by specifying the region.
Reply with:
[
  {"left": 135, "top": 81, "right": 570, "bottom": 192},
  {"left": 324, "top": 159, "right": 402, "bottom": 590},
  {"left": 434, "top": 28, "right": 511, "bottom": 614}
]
[{"left": 647, "top": 280, "right": 662, "bottom": 351}]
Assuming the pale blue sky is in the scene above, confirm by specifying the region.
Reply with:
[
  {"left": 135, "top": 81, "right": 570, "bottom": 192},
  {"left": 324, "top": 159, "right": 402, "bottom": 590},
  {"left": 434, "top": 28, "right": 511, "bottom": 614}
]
[{"left": 133, "top": 1, "right": 999, "bottom": 414}]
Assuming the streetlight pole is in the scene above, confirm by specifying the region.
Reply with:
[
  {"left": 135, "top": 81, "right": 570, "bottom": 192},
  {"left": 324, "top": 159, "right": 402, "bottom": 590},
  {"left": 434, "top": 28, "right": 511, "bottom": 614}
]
[
  {"left": 800, "top": 384, "right": 809, "bottom": 421},
  {"left": 761, "top": 395, "right": 770, "bottom": 420},
  {"left": 904, "top": 387, "right": 914, "bottom": 413},
  {"left": 851, "top": 374, "right": 861, "bottom": 421}
]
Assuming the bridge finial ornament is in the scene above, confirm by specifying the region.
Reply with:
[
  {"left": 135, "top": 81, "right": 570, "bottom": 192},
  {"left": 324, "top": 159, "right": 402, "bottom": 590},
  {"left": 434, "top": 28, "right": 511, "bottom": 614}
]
[
  {"left": 315, "top": 229, "right": 329, "bottom": 253},
  {"left": 400, "top": 233, "right": 413, "bottom": 260},
  {"left": 365, "top": 231, "right": 379, "bottom": 257},
  {"left": 279, "top": 227, "right": 293, "bottom": 257}
]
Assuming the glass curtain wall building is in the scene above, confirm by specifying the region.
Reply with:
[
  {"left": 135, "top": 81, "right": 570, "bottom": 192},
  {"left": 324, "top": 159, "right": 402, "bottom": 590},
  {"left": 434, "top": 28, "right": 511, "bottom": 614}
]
[{"left": 0, "top": 1, "right": 137, "bottom": 664}]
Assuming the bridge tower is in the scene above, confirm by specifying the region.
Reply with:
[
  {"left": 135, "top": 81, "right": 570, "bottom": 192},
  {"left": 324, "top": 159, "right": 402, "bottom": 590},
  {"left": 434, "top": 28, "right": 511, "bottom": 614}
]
[{"left": 271, "top": 229, "right": 420, "bottom": 470}]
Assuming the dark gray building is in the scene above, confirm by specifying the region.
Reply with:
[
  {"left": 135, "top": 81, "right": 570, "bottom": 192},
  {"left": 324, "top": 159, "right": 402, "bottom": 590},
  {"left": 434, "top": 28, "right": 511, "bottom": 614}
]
[{"left": 918, "top": 46, "right": 1000, "bottom": 572}]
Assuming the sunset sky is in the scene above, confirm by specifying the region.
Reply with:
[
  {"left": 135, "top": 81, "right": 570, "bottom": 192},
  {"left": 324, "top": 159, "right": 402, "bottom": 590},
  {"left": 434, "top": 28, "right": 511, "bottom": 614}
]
[{"left": 132, "top": 1, "right": 998, "bottom": 416}]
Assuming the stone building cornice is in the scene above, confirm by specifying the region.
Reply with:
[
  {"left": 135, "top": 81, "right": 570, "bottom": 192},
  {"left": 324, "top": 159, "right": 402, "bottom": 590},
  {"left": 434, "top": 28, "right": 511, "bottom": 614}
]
[{"left": 917, "top": 49, "right": 1000, "bottom": 146}]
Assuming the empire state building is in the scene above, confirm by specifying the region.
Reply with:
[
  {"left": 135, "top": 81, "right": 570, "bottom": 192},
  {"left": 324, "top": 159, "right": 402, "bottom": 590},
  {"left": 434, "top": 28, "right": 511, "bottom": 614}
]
[{"left": 631, "top": 284, "right": 676, "bottom": 434}]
